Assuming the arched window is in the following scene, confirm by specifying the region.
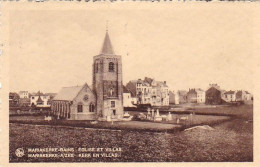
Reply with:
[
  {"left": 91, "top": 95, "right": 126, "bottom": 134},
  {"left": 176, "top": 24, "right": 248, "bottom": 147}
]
[
  {"left": 77, "top": 103, "right": 83, "bottom": 113},
  {"left": 95, "top": 63, "right": 98, "bottom": 73},
  {"left": 89, "top": 103, "right": 95, "bottom": 112},
  {"left": 109, "top": 62, "right": 114, "bottom": 72}
]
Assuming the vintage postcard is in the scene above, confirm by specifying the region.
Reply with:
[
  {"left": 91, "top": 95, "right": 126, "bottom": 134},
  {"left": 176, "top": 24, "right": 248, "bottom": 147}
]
[{"left": 0, "top": 1, "right": 260, "bottom": 167}]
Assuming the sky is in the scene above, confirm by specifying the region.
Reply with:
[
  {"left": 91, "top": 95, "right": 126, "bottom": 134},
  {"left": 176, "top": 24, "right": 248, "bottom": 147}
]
[{"left": 9, "top": 5, "right": 259, "bottom": 93}]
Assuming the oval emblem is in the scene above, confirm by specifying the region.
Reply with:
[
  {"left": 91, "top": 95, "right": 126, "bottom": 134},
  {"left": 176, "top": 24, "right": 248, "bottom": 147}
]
[{"left": 83, "top": 95, "right": 89, "bottom": 101}]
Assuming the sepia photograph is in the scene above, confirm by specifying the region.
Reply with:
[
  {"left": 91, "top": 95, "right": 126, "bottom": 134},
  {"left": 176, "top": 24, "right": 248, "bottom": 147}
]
[{"left": 1, "top": 2, "right": 259, "bottom": 164}]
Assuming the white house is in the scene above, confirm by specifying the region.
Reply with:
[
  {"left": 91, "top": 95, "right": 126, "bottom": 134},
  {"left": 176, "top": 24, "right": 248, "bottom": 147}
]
[
  {"left": 123, "top": 86, "right": 137, "bottom": 107},
  {"left": 18, "top": 91, "right": 29, "bottom": 98},
  {"left": 196, "top": 89, "right": 206, "bottom": 103},
  {"left": 169, "top": 91, "right": 180, "bottom": 105},
  {"left": 236, "top": 90, "right": 252, "bottom": 101},
  {"left": 30, "top": 91, "right": 51, "bottom": 107},
  {"left": 223, "top": 90, "right": 237, "bottom": 102}
]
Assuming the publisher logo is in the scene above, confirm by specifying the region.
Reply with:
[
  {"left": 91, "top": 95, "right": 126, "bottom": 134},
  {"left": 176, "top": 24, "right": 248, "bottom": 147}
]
[{"left": 15, "top": 148, "right": 25, "bottom": 157}]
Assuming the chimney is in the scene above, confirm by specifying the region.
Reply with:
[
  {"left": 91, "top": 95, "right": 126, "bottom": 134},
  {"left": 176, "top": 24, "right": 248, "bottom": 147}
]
[{"left": 164, "top": 81, "right": 166, "bottom": 84}]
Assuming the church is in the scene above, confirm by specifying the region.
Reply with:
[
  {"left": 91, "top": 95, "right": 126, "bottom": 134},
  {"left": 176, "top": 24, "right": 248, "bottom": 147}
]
[{"left": 51, "top": 31, "right": 124, "bottom": 121}]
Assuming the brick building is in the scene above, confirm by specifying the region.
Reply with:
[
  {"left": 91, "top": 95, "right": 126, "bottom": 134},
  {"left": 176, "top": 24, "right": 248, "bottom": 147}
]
[{"left": 92, "top": 31, "right": 124, "bottom": 120}]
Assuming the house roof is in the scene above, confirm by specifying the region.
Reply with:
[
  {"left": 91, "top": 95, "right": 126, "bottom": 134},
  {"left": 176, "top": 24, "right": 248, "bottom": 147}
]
[
  {"left": 35, "top": 91, "right": 44, "bottom": 96},
  {"left": 123, "top": 86, "right": 130, "bottom": 93},
  {"left": 178, "top": 90, "right": 187, "bottom": 96},
  {"left": 195, "top": 88, "right": 204, "bottom": 93},
  {"left": 188, "top": 89, "right": 197, "bottom": 94},
  {"left": 144, "top": 77, "right": 153, "bottom": 85},
  {"left": 53, "top": 85, "right": 85, "bottom": 101},
  {"left": 224, "top": 90, "right": 236, "bottom": 95},
  {"left": 123, "top": 85, "right": 135, "bottom": 97},
  {"left": 169, "top": 91, "right": 175, "bottom": 96},
  {"left": 138, "top": 77, "right": 168, "bottom": 87},
  {"left": 137, "top": 79, "right": 150, "bottom": 86},
  {"left": 45, "top": 93, "right": 57, "bottom": 98},
  {"left": 19, "top": 91, "right": 28, "bottom": 94},
  {"left": 100, "top": 31, "right": 115, "bottom": 55},
  {"left": 126, "top": 81, "right": 137, "bottom": 97},
  {"left": 36, "top": 96, "right": 44, "bottom": 103},
  {"left": 156, "top": 81, "right": 168, "bottom": 87},
  {"left": 9, "top": 92, "right": 20, "bottom": 98}
]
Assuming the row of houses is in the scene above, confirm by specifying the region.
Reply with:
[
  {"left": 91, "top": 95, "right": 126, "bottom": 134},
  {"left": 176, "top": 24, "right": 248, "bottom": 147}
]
[
  {"left": 124, "top": 77, "right": 170, "bottom": 107},
  {"left": 108, "top": 81, "right": 253, "bottom": 108},
  {"left": 10, "top": 83, "right": 253, "bottom": 109},
  {"left": 168, "top": 84, "right": 252, "bottom": 105},
  {"left": 9, "top": 91, "right": 56, "bottom": 108}
]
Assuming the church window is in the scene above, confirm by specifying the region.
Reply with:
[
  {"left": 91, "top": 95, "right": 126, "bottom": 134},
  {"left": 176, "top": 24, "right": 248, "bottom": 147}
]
[
  {"left": 95, "top": 63, "right": 98, "bottom": 73},
  {"left": 89, "top": 103, "right": 95, "bottom": 112},
  {"left": 77, "top": 103, "right": 83, "bottom": 113},
  {"left": 109, "top": 62, "right": 114, "bottom": 72},
  {"left": 111, "top": 101, "right": 115, "bottom": 108}
]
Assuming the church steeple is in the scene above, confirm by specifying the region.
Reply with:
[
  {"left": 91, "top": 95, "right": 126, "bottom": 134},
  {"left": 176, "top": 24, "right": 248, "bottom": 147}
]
[
  {"left": 100, "top": 31, "right": 115, "bottom": 55},
  {"left": 93, "top": 28, "right": 123, "bottom": 120}
]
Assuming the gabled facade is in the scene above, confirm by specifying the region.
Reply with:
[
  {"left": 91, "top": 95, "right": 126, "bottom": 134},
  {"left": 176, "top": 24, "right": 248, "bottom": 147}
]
[
  {"left": 205, "top": 84, "right": 224, "bottom": 105},
  {"left": 51, "top": 83, "right": 96, "bottom": 120}
]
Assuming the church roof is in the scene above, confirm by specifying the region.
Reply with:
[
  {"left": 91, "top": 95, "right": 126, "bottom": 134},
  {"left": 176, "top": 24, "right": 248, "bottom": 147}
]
[
  {"left": 100, "top": 31, "right": 115, "bottom": 55},
  {"left": 54, "top": 84, "right": 86, "bottom": 101}
]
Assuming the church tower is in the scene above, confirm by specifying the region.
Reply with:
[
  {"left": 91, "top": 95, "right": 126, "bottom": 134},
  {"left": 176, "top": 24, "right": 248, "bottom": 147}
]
[{"left": 92, "top": 31, "right": 123, "bottom": 120}]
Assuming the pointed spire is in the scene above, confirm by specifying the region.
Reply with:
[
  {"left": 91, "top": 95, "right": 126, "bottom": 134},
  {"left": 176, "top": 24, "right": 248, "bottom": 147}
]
[{"left": 100, "top": 31, "right": 115, "bottom": 55}]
